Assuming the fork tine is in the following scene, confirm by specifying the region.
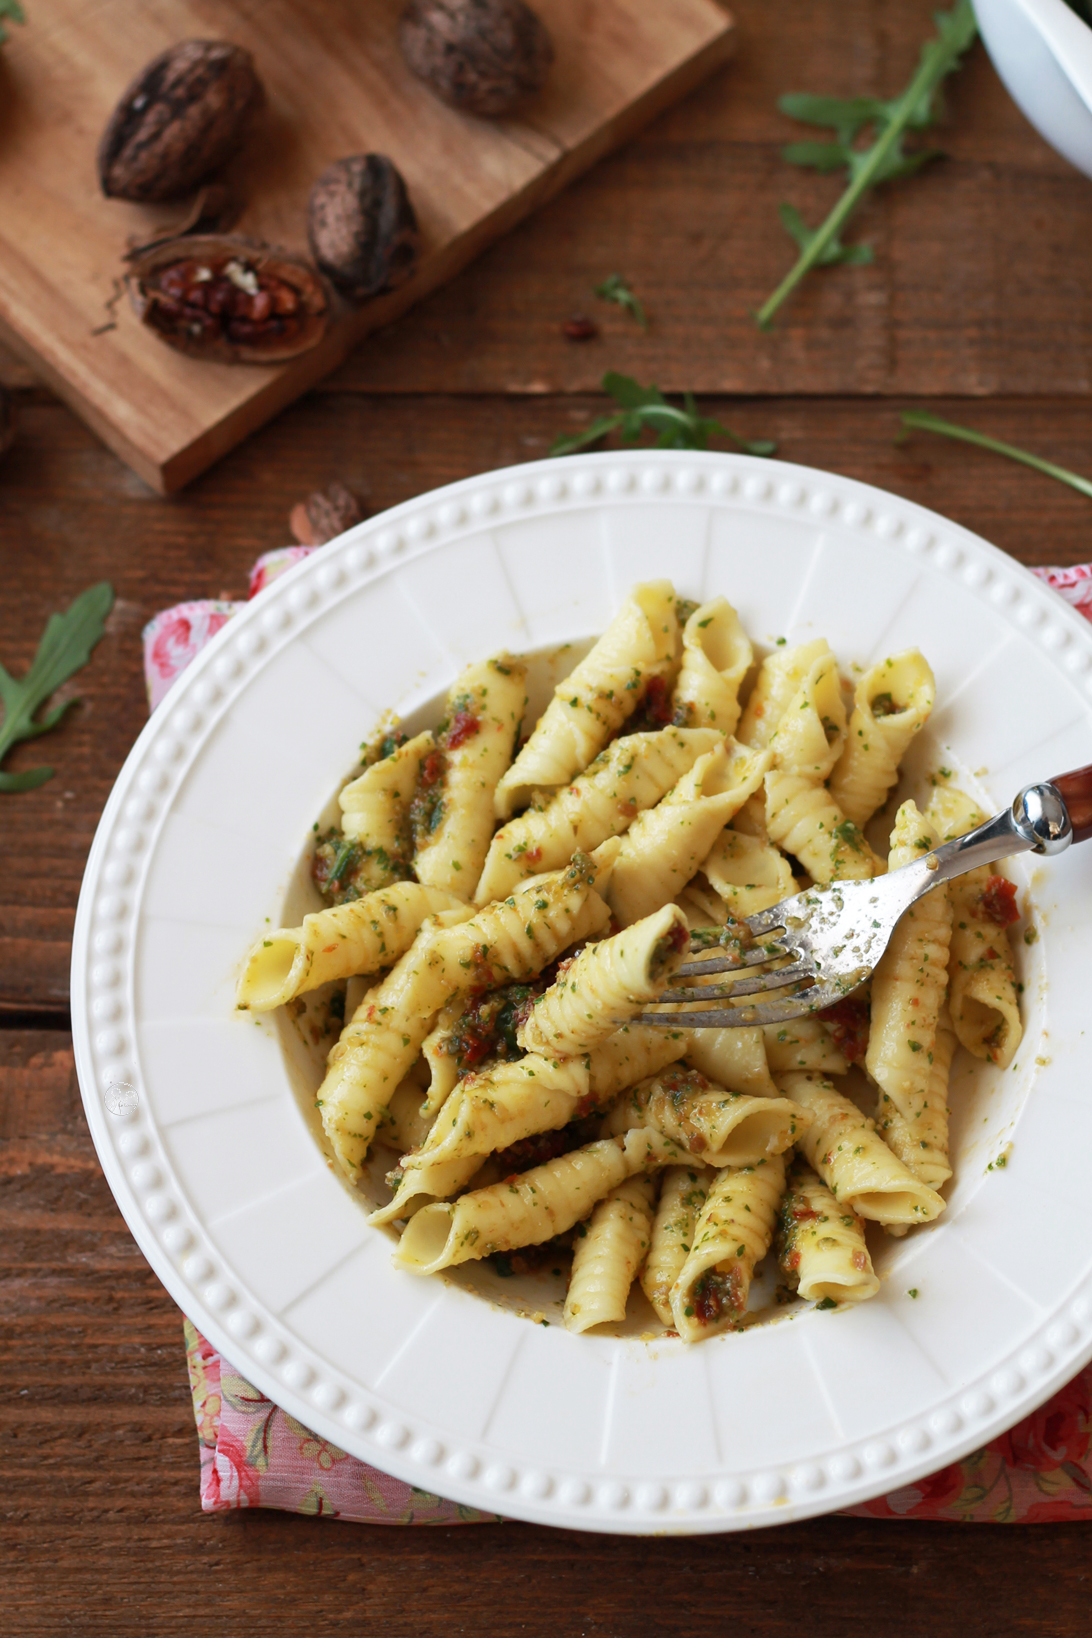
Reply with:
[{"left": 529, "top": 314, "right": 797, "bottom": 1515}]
[
  {"left": 741, "top": 906, "right": 789, "bottom": 936},
  {"left": 676, "top": 935, "right": 795, "bottom": 977},
  {"left": 657, "top": 962, "right": 814, "bottom": 1003},
  {"left": 636, "top": 980, "right": 859, "bottom": 1030}
]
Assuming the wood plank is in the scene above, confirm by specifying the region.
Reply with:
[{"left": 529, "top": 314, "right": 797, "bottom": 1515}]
[
  {"left": 4, "top": 1041, "right": 1092, "bottom": 1631},
  {"left": 3, "top": 391, "right": 1091, "bottom": 1011},
  {"left": 325, "top": 19, "right": 1092, "bottom": 400},
  {"left": 0, "top": 0, "right": 734, "bottom": 491},
  {"left": 8, "top": 0, "right": 1089, "bottom": 405}
]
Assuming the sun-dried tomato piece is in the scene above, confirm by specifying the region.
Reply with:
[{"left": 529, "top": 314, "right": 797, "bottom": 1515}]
[
  {"left": 980, "top": 874, "right": 1019, "bottom": 926},
  {"left": 818, "top": 996, "right": 870, "bottom": 1063}
]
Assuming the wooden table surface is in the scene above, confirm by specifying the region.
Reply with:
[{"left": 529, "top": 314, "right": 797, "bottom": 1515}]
[{"left": 4, "top": 2, "right": 1092, "bottom": 1631}]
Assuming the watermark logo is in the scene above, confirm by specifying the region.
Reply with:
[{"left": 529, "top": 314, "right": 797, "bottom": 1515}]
[{"left": 103, "top": 1080, "right": 138, "bottom": 1116}]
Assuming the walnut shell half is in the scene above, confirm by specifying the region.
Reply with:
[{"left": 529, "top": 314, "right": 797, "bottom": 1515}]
[
  {"left": 98, "top": 40, "right": 263, "bottom": 203},
  {"left": 399, "top": 0, "right": 554, "bottom": 117},
  {"left": 126, "top": 236, "right": 329, "bottom": 364}
]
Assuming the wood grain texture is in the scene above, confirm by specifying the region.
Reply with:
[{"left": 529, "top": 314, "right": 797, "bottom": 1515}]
[
  {"left": 4, "top": 1039, "right": 1092, "bottom": 1637},
  {"left": 0, "top": 0, "right": 734, "bottom": 491},
  {"left": 4, "top": 0, "right": 1092, "bottom": 1614},
  {"left": 7, "top": 0, "right": 1091, "bottom": 406},
  {"left": 3, "top": 390, "right": 1092, "bottom": 1013}
]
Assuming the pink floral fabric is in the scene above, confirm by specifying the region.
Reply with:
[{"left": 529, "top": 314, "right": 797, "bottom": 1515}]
[
  {"left": 185, "top": 1320, "right": 1092, "bottom": 1525},
  {"left": 140, "top": 547, "right": 319, "bottom": 709},
  {"left": 184, "top": 1320, "right": 499, "bottom": 1524},
  {"left": 1032, "top": 561, "right": 1092, "bottom": 616},
  {"left": 159, "top": 552, "right": 1092, "bottom": 1525}
]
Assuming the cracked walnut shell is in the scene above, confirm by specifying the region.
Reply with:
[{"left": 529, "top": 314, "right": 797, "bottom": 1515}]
[{"left": 126, "top": 236, "right": 329, "bottom": 364}]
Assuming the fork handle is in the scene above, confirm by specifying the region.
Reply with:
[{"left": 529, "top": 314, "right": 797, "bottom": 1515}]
[
  {"left": 919, "top": 770, "right": 1082, "bottom": 898},
  {"left": 1050, "top": 763, "right": 1092, "bottom": 845}
]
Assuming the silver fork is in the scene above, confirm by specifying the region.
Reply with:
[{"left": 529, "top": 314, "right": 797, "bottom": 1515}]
[{"left": 637, "top": 765, "right": 1092, "bottom": 1030}]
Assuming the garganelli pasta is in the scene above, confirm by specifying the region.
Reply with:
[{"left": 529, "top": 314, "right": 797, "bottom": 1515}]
[{"left": 242, "top": 579, "right": 1027, "bottom": 1345}]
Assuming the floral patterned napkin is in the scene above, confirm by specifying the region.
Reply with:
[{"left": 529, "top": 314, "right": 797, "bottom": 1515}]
[{"left": 150, "top": 545, "right": 1092, "bottom": 1526}]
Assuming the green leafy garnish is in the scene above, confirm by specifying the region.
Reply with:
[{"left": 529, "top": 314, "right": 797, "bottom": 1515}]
[
  {"left": 898, "top": 410, "right": 1092, "bottom": 500},
  {"left": 594, "top": 274, "right": 649, "bottom": 330},
  {"left": 550, "top": 371, "right": 776, "bottom": 458},
  {"left": 757, "top": 0, "right": 977, "bottom": 328},
  {"left": 0, "top": 582, "right": 114, "bottom": 792},
  {"left": 0, "top": 1, "right": 24, "bottom": 45},
  {"left": 778, "top": 203, "right": 874, "bottom": 269}
]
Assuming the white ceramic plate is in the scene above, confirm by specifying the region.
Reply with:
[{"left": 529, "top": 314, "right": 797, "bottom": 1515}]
[{"left": 72, "top": 450, "right": 1092, "bottom": 1534}]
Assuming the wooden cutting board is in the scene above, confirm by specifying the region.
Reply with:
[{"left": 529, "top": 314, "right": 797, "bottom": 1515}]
[{"left": 0, "top": 0, "right": 734, "bottom": 493}]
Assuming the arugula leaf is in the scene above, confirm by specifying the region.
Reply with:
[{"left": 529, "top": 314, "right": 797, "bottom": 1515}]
[
  {"left": 550, "top": 372, "right": 776, "bottom": 458},
  {"left": 0, "top": 582, "right": 115, "bottom": 793},
  {"left": 594, "top": 274, "right": 649, "bottom": 330},
  {"left": 758, "top": 0, "right": 977, "bottom": 328},
  {"left": 779, "top": 204, "right": 873, "bottom": 267},
  {"left": 898, "top": 411, "right": 1092, "bottom": 500},
  {"left": 0, "top": 1, "right": 25, "bottom": 45}
]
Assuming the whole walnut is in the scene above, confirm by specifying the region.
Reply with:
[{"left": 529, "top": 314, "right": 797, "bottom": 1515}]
[
  {"left": 307, "top": 155, "right": 419, "bottom": 302},
  {"left": 399, "top": 0, "right": 554, "bottom": 117},
  {"left": 98, "top": 40, "right": 263, "bottom": 203}
]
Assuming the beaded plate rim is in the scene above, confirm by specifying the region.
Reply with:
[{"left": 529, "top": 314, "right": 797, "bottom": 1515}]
[{"left": 71, "top": 448, "right": 1092, "bottom": 1534}]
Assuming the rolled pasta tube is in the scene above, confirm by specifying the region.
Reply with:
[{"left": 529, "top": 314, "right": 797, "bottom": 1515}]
[
  {"left": 767, "top": 652, "right": 847, "bottom": 781},
  {"left": 683, "top": 1024, "right": 779, "bottom": 1099},
  {"left": 765, "top": 772, "right": 883, "bottom": 883},
  {"left": 320, "top": 860, "right": 606, "bottom": 1180},
  {"left": 674, "top": 876, "right": 732, "bottom": 929},
  {"left": 701, "top": 829, "right": 796, "bottom": 919},
  {"left": 671, "top": 598, "right": 752, "bottom": 733},
  {"left": 606, "top": 742, "right": 772, "bottom": 926},
  {"left": 401, "top": 1029, "right": 687, "bottom": 1192},
  {"left": 924, "top": 786, "right": 1023, "bottom": 1068},
  {"left": 737, "top": 638, "right": 831, "bottom": 750},
  {"left": 401, "top": 1054, "right": 590, "bottom": 1170},
  {"left": 669, "top": 1153, "right": 786, "bottom": 1341},
  {"left": 880, "top": 1009, "right": 956, "bottom": 1190},
  {"left": 585, "top": 1024, "right": 690, "bottom": 1101},
  {"left": 477, "top": 728, "right": 721, "bottom": 903},
  {"left": 763, "top": 1018, "right": 847, "bottom": 1076},
  {"left": 318, "top": 926, "right": 460, "bottom": 1180},
  {"left": 494, "top": 581, "right": 680, "bottom": 818},
  {"left": 339, "top": 729, "right": 432, "bottom": 848},
  {"left": 379, "top": 1068, "right": 436, "bottom": 1154},
  {"left": 369, "top": 1154, "right": 484, "bottom": 1227},
  {"left": 867, "top": 802, "right": 953, "bottom": 1167},
  {"left": 393, "top": 1128, "right": 687, "bottom": 1274},
  {"left": 564, "top": 1176, "right": 657, "bottom": 1334},
  {"left": 420, "top": 1001, "right": 465, "bottom": 1116},
  {"left": 949, "top": 880, "right": 1023, "bottom": 1066},
  {"left": 601, "top": 1066, "right": 810, "bottom": 1166},
  {"left": 413, "top": 657, "right": 528, "bottom": 899},
  {"left": 435, "top": 853, "right": 612, "bottom": 989},
  {"left": 517, "top": 904, "right": 690, "bottom": 1056},
  {"left": 236, "top": 882, "right": 465, "bottom": 1010},
  {"left": 829, "top": 651, "right": 936, "bottom": 829},
  {"left": 777, "top": 1161, "right": 879, "bottom": 1305},
  {"left": 778, "top": 1071, "right": 946, "bottom": 1226},
  {"left": 408, "top": 1025, "right": 690, "bottom": 1180},
  {"left": 641, "top": 1165, "right": 710, "bottom": 1325}
]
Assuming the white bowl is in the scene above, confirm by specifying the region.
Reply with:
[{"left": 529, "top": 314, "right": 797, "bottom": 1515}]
[
  {"left": 975, "top": 0, "right": 1092, "bottom": 177},
  {"left": 72, "top": 450, "right": 1092, "bottom": 1534}
]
